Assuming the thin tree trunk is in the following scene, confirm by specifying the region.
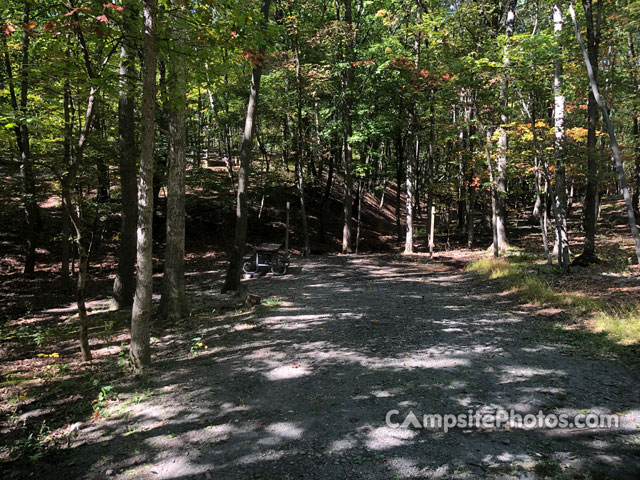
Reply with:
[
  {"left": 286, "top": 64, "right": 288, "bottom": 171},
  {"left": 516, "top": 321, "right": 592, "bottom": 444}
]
[
  {"left": 96, "top": 154, "right": 110, "bottom": 202},
  {"left": 355, "top": 181, "right": 363, "bottom": 254},
  {"left": 59, "top": 20, "right": 108, "bottom": 361},
  {"left": 113, "top": 0, "right": 138, "bottom": 308},
  {"left": 3, "top": 3, "right": 38, "bottom": 275},
  {"left": 293, "top": 35, "right": 310, "bottom": 257},
  {"left": 130, "top": 0, "right": 158, "bottom": 371},
  {"left": 552, "top": 3, "right": 570, "bottom": 271},
  {"left": 61, "top": 82, "right": 99, "bottom": 362},
  {"left": 426, "top": 104, "right": 435, "bottom": 239},
  {"left": 341, "top": 0, "right": 355, "bottom": 254},
  {"left": 160, "top": 12, "right": 188, "bottom": 321},
  {"left": 494, "top": 0, "right": 516, "bottom": 252},
  {"left": 569, "top": 2, "right": 640, "bottom": 264},
  {"left": 467, "top": 162, "right": 476, "bottom": 249},
  {"left": 404, "top": 7, "right": 421, "bottom": 254},
  {"left": 634, "top": 117, "right": 640, "bottom": 214},
  {"left": 629, "top": 36, "right": 640, "bottom": 213},
  {"left": 61, "top": 78, "right": 72, "bottom": 288},
  {"left": 579, "top": 0, "right": 602, "bottom": 263},
  {"left": 485, "top": 129, "right": 499, "bottom": 258},
  {"left": 517, "top": 89, "right": 570, "bottom": 271},
  {"left": 404, "top": 125, "right": 414, "bottom": 254},
  {"left": 530, "top": 103, "right": 553, "bottom": 265},
  {"left": 222, "top": 0, "right": 271, "bottom": 292},
  {"left": 395, "top": 132, "right": 403, "bottom": 242},
  {"left": 319, "top": 149, "right": 335, "bottom": 243}
]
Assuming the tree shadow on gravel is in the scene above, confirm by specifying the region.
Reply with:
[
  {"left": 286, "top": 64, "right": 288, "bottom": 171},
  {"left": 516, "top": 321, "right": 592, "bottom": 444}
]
[{"left": 4, "top": 255, "right": 640, "bottom": 479}]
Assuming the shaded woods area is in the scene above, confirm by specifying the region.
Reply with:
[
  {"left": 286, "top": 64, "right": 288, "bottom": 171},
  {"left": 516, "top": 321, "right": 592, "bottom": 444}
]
[
  {"left": 3, "top": 256, "right": 640, "bottom": 479},
  {"left": 3, "top": 0, "right": 640, "bottom": 478}
]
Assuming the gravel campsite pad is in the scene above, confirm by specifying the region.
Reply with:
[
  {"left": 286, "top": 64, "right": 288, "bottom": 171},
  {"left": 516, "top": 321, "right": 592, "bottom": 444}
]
[{"left": 22, "top": 256, "right": 640, "bottom": 479}]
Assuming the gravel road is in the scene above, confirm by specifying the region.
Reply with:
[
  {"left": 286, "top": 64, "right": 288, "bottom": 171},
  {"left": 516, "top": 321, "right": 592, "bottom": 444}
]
[{"left": 69, "top": 255, "right": 640, "bottom": 479}]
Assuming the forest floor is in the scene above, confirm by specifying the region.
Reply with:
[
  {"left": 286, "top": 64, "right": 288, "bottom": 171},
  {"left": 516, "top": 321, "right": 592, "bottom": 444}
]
[
  {"left": 2, "top": 252, "right": 640, "bottom": 479},
  {"left": 2, "top": 163, "right": 640, "bottom": 478}
]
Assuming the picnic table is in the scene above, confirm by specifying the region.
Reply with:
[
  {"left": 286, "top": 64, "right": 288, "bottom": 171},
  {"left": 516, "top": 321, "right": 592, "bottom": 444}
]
[{"left": 243, "top": 243, "right": 289, "bottom": 275}]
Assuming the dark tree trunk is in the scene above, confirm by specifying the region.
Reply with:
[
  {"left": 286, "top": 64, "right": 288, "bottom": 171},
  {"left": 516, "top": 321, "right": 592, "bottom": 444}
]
[
  {"left": 222, "top": 0, "right": 271, "bottom": 293},
  {"left": 341, "top": 0, "right": 355, "bottom": 254},
  {"left": 319, "top": 149, "right": 335, "bottom": 243},
  {"left": 3, "top": 2, "right": 38, "bottom": 275},
  {"left": 113, "top": 0, "right": 138, "bottom": 308},
  {"left": 634, "top": 117, "right": 640, "bottom": 214},
  {"left": 569, "top": 2, "right": 640, "bottom": 264},
  {"left": 61, "top": 79, "right": 72, "bottom": 288},
  {"left": 160, "top": 13, "right": 188, "bottom": 321},
  {"left": 130, "top": 0, "right": 158, "bottom": 372},
  {"left": 96, "top": 155, "right": 110, "bottom": 202},
  {"left": 578, "top": 0, "right": 602, "bottom": 263},
  {"left": 494, "top": 0, "right": 516, "bottom": 251},
  {"left": 395, "top": 132, "right": 403, "bottom": 242},
  {"left": 293, "top": 35, "right": 310, "bottom": 257}
]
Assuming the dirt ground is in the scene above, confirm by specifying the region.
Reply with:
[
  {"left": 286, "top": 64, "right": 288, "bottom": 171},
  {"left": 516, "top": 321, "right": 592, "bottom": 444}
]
[{"left": 5, "top": 254, "right": 640, "bottom": 479}]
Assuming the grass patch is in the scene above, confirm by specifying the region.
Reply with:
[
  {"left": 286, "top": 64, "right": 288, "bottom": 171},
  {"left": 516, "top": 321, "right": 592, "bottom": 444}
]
[
  {"left": 594, "top": 306, "right": 640, "bottom": 345},
  {"left": 467, "top": 254, "right": 640, "bottom": 352},
  {"left": 466, "top": 257, "right": 516, "bottom": 279},
  {"left": 467, "top": 254, "right": 558, "bottom": 305}
]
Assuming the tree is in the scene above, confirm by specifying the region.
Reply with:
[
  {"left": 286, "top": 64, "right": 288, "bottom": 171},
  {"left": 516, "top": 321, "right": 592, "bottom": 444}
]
[
  {"left": 569, "top": 1, "right": 640, "bottom": 264},
  {"left": 113, "top": 0, "right": 138, "bottom": 308},
  {"left": 340, "top": 0, "right": 355, "bottom": 254},
  {"left": 552, "top": 2, "right": 570, "bottom": 272},
  {"left": 494, "top": 0, "right": 517, "bottom": 252},
  {"left": 222, "top": 0, "right": 271, "bottom": 293},
  {"left": 160, "top": 4, "right": 188, "bottom": 321},
  {"left": 576, "top": 0, "right": 602, "bottom": 264},
  {"left": 130, "top": 0, "right": 158, "bottom": 372},
  {"left": 3, "top": 0, "right": 39, "bottom": 275}
]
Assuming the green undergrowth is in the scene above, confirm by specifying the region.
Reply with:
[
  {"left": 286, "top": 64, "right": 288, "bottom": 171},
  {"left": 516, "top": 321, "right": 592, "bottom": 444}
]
[{"left": 467, "top": 253, "right": 640, "bottom": 355}]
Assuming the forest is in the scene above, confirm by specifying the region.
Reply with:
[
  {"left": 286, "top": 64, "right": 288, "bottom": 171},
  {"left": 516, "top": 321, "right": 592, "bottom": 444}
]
[{"left": 1, "top": 0, "right": 640, "bottom": 478}]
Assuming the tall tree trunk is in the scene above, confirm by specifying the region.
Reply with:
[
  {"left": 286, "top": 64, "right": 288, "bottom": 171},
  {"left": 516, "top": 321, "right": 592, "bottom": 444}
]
[
  {"left": 293, "top": 36, "right": 310, "bottom": 257},
  {"left": 59, "top": 2, "right": 116, "bottom": 361},
  {"left": 517, "top": 90, "right": 573, "bottom": 271},
  {"left": 404, "top": 122, "right": 414, "bottom": 254},
  {"left": 395, "top": 132, "right": 403, "bottom": 242},
  {"left": 61, "top": 78, "right": 72, "bottom": 288},
  {"left": 404, "top": 7, "right": 421, "bottom": 254},
  {"left": 634, "top": 117, "right": 640, "bottom": 214},
  {"left": 629, "top": 36, "right": 640, "bottom": 213},
  {"left": 61, "top": 82, "right": 99, "bottom": 362},
  {"left": 569, "top": 2, "right": 640, "bottom": 264},
  {"left": 552, "top": 3, "right": 570, "bottom": 272},
  {"left": 426, "top": 103, "right": 435, "bottom": 238},
  {"left": 485, "top": 128, "right": 499, "bottom": 258},
  {"left": 494, "top": 0, "right": 516, "bottom": 251},
  {"left": 3, "top": 2, "right": 38, "bottom": 275},
  {"left": 319, "top": 149, "right": 335, "bottom": 243},
  {"left": 341, "top": 0, "right": 355, "bottom": 254},
  {"left": 96, "top": 154, "right": 110, "bottom": 202},
  {"left": 222, "top": 0, "right": 271, "bottom": 292},
  {"left": 578, "top": 0, "right": 602, "bottom": 263},
  {"left": 130, "top": 0, "right": 158, "bottom": 371},
  {"left": 113, "top": 0, "right": 138, "bottom": 308},
  {"left": 160, "top": 13, "right": 187, "bottom": 321}
]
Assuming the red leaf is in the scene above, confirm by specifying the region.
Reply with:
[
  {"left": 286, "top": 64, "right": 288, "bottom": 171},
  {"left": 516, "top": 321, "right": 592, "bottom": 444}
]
[
  {"left": 104, "top": 4, "right": 124, "bottom": 11},
  {"left": 43, "top": 21, "right": 58, "bottom": 33},
  {"left": 1, "top": 23, "right": 16, "bottom": 36},
  {"left": 63, "top": 7, "right": 90, "bottom": 17},
  {"left": 96, "top": 15, "right": 108, "bottom": 24}
]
